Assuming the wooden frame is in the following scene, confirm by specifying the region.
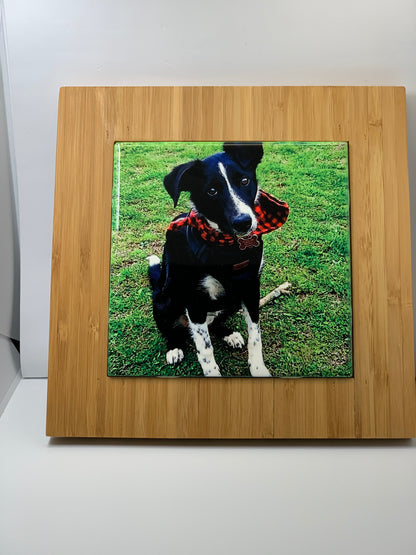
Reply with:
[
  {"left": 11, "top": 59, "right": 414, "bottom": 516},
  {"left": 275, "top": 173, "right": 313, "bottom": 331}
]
[{"left": 46, "top": 86, "right": 416, "bottom": 438}]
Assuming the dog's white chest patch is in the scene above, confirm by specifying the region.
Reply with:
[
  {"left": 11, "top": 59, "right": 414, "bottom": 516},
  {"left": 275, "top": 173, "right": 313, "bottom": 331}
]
[{"left": 200, "top": 275, "right": 225, "bottom": 300}]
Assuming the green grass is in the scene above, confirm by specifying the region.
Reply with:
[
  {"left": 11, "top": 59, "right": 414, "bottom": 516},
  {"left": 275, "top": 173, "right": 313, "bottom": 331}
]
[{"left": 108, "top": 141, "right": 352, "bottom": 378}]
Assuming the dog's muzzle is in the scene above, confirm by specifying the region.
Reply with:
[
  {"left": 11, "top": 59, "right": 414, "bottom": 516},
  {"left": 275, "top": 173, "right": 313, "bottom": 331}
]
[{"left": 232, "top": 213, "right": 254, "bottom": 235}]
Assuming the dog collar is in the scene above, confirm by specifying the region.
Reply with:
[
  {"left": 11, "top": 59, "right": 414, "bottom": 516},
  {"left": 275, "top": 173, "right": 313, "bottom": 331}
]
[{"left": 167, "top": 190, "right": 289, "bottom": 248}]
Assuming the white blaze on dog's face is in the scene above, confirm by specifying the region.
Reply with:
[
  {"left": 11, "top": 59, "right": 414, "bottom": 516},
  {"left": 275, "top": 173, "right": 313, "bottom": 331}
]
[{"left": 216, "top": 162, "right": 257, "bottom": 235}]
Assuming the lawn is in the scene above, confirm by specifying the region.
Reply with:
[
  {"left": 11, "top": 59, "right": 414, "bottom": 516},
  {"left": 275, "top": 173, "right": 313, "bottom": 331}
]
[{"left": 108, "top": 141, "right": 352, "bottom": 378}]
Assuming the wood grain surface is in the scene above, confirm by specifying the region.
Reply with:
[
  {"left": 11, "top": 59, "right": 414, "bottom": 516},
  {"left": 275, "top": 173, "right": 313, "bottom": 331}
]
[{"left": 46, "top": 86, "right": 416, "bottom": 438}]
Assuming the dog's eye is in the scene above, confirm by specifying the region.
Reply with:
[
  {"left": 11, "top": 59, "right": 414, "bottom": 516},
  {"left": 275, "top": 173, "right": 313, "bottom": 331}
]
[
  {"left": 207, "top": 187, "right": 218, "bottom": 197},
  {"left": 241, "top": 177, "right": 250, "bottom": 186}
]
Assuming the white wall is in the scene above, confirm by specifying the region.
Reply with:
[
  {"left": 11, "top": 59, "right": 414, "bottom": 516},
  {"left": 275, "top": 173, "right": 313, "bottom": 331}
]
[
  {"left": 0, "top": 1, "right": 20, "bottom": 411},
  {"left": 0, "top": 3, "right": 19, "bottom": 341},
  {"left": 3, "top": 0, "right": 416, "bottom": 377}
]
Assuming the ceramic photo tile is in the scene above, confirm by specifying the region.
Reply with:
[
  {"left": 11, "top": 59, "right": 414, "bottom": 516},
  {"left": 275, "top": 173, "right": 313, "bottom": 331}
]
[{"left": 108, "top": 141, "right": 352, "bottom": 378}]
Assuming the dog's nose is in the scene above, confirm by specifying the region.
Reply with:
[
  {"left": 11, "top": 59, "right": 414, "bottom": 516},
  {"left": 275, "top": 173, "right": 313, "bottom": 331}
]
[{"left": 232, "top": 214, "right": 252, "bottom": 234}]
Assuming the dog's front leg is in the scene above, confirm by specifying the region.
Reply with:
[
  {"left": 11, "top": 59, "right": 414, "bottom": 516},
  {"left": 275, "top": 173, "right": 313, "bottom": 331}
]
[
  {"left": 241, "top": 285, "right": 271, "bottom": 377},
  {"left": 186, "top": 309, "right": 221, "bottom": 377}
]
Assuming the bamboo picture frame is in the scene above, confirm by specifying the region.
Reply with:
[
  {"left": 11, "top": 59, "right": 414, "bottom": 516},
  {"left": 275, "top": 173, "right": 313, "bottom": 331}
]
[{"left": 46, "top": 86, "right": 416, "bottom": 438}]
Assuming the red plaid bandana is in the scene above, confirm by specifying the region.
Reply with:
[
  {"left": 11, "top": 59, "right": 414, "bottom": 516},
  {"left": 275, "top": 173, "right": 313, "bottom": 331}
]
[{"left": 167, "top": 190, "right": 289, "bottom": 248}]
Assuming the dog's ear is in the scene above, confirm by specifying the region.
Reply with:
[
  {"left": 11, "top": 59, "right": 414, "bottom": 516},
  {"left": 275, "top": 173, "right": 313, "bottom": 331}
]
[
  {"left": 164, "top": 160, "right": 204, "bottom": 207},
  {"left": 223, "top": 142, "right": 264, "bottom": 169}
]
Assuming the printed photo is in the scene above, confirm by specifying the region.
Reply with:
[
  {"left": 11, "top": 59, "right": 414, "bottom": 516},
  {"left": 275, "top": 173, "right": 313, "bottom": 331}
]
[{"left": 108, "top": 141, "right": 352, "bottom": 378}]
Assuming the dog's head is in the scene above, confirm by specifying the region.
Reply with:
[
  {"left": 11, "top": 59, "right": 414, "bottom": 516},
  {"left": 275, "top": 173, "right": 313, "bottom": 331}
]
[{"left": 164, "top": 142, "right": 264, "bottom": 236}]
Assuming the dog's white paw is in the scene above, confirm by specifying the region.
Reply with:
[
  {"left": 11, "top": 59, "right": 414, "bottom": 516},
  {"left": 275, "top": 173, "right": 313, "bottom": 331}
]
[
  {"left": 223, "top": 331, "right": 245, "bottom": 349},
  {"left": 249, "top": 363, "right": 272, "bottom": 377},
  {"left": 166, "top": 348, "right": 184, "bottom": 365}
]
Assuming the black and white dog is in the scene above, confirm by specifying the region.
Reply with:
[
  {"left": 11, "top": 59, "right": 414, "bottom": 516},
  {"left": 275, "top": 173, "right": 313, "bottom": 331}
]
[{"left": 147, "top": 142, "right": 289, "bottom": 377}]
